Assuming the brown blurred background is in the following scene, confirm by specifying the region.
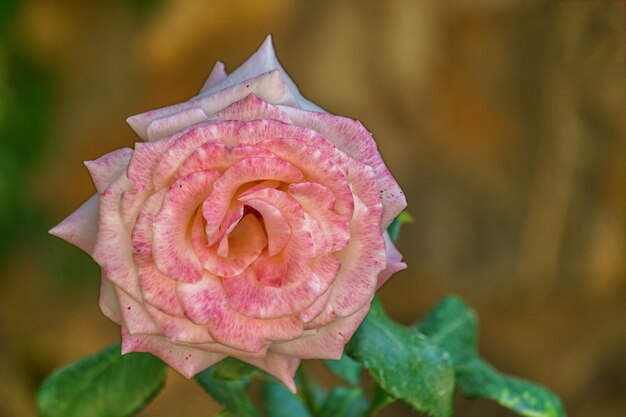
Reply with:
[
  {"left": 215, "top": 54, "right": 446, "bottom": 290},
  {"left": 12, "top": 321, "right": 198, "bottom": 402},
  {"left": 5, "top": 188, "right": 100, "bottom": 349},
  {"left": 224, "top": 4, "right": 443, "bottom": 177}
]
[{"left": 0, "top": 1, "right": 624, "bottom": 416}]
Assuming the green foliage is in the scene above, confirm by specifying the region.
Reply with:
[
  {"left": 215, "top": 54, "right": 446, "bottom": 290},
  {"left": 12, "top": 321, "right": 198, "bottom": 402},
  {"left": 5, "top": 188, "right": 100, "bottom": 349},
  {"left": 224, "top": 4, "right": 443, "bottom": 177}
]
[
  {"left": 36, "top": 342, "right": 167, "bottom": 417},
  {"left": 346, "top": 298, "right": 456, "bottom": 417},
  {"left": 195, "top": 364, "right": 261, "bottom": 417},
  {"left": 414, "top": 296, "right": 478, "bottom": 366},
  {"left": 262, "top": 381, "right": 313, "bottom": 417},
  {"left": 457, "top": 358, "right": 565, "bottom": 417},
  {"left": 318, "top": 387, "right": 369, "bottom": 417},
  {"left": 368, "top": 384, "right": 395, "bottom": 416},
  {"left": 416, "top": 296, "right": 566, "bottom": 417},
  {"left": 213, "top": 357, "right": 262, "bottom": 380},
  {"left": 295, "top": 369, "right": 328, "bottom": 416},
  {"left": 324, "top": 353, "right": 363, "bottom": 385}
]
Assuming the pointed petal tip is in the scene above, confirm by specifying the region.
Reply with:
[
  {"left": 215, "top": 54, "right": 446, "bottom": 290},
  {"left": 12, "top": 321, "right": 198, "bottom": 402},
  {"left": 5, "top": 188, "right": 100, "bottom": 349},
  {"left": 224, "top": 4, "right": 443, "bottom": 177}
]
[
  {"left": 126, "top": 114, "right": 149, "bottom": 140},
  {"left": 284, "top": 377, "right": 297, "bottom": 394},
  {"left": 48, "top": 222, "right": 62, "bottom": 237},
  {"left": 48, "top": 194, "right": 100, "bottom": 254}
]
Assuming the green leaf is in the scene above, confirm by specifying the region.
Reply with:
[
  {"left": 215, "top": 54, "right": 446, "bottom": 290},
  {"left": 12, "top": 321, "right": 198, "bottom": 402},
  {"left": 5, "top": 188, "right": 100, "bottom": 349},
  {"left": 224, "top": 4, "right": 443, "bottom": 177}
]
[
  {"left": 324, "top": 353, "right": 363, "bottom": 385},
  {"left": 36, "top": 342, "right": 167, "bottom": 417},
  {"left": 213, "top": 357, "right": 261, "bottom": 380},
  {"left": 457, "top": 358, "right": 566, "bottom": 417},
  {"left": 296, "top": 369, "right": 328, "bottom": 415},
  {"left": 319, "top": 387, "right": 369, "bottom": 417},
  {"left": 262, "top": 381, "right": 313, "bottom": 417},
  {"left": 417, "top": 296, "right": 566, "bottom": 417},
  {"left": 368, "top": 384, "right": 395, "bottom": 416},
  {"left": 414, "top": 296, "right": 478, "bottom": 366},
  {"left": 346, "top": 298, "right": 455, "bottom": 417},
  {"left": 387, "top": 211, "right": 414, "bottom": 242},
  {"left": 195, "top": 365, "right": 261, "bottom": 417}
]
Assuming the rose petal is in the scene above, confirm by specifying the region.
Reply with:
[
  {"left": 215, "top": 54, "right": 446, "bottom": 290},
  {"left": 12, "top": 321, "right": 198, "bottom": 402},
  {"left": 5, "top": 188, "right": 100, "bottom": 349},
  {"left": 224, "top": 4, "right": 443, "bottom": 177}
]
[
  {"left": 146, "top": 108, "right": 209, "bottom": 142},
  {"left": 280, "top": 106, "right": 407, "bottom": 229},
  {"left": 202, "top": 157, "right": 304, "bottom": 244},
  {"left": 144, "top": 304, "right": 214, "bottom": 345},
  {"left": 198, "top": 214, "right": 268, "bottom": 277},
  {"left": 288, "top": 182, "right": 350, "bottom": 253},
  {"left": 239, "top": 188, "right": 313, "bottom": 286},
  {"left": 120, "top": 137, "right": 179, "bottom": 227},
  {"left": 177, "top": 277, "right": 303, "bottom": 352},
  {"left": 237, "top": 122, "right": 355, "bottom": 218},
  {"left": 92, "top": 175, "right": 141, "bottom": 299},
  {"left": 49, "top": 193, "right": 100, "bottom": 255},
  {"left": 199, "top": 61, "right": 227, "bottom": 93},
  {"left": 303, "top": 212, "right": 326, "bottom": 257},
  {"left": 239, "top": 353, "right": 300, "bottom": 393},
  {"left": 115, "top": 287, "right": 161, "bottom": 335},
  {"left": 84, "top": 148, "right": 133, "bottom": 193},
  {"left": 213, "top": 93, "right": 291, "bottom": 124},
  {"left": 127, "top": 70, "right": 298, "bottom": 141},
  {"left": 298, "top": 286, "right": 331, "bottom": 323},
  {"left": 121, "top": 331, "right": 225, "bottom": 378},
  {"left": 199, "top": 35, "right": 322, "bottom": 112},
  {"left": 222, "top": 267, "right": 321, "bottom": 320},
  {"left": 237, "top": 197, "right": 290, "bottom": 257},
  {"left": 271, "top": 302, "right": 370, "bottom": 359},
  {"left": 328, "top": 196, "right": 386, "bottom": 317},
  {"left": 130, "top": 190, "right": 165, "bottom": 256},
  {"left": 214, "top": 203, "right": 244, "bottom": 257},
  {"left": 152, "top": 170, "right": 221, "bottom": 283},
  {"left": 175, "top": 142, "right": 274, "bottom": 181},
  {"left": 153, "top": 121, "right": 241, "bottom": 189},
  {"left": 99, "top": 271, "right": 121, "bottom": 323},
  {"left": 136, "top": 254, "right": 183, "bottom": 317},
  {"left": 377, "top": 231, "right": 407, "bottom": 290},
  {"left": 127, "top": 138, "right": 177, "bottom": 193},
  {"left": 257, "top": 137, "right": 354, "bottom": 219}
]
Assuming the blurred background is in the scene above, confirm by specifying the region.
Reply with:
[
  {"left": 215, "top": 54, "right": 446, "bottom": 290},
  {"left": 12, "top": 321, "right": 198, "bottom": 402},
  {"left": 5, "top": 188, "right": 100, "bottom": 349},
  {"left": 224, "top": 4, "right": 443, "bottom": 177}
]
[{"left": 0, "top": 0, "right": 624, "bottom": 416}]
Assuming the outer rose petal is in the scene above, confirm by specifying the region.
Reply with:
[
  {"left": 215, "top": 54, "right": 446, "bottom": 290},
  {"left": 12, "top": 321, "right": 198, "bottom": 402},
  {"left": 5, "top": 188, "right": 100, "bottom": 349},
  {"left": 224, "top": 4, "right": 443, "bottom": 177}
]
[
  {"left": 144, "top": 304, "right": 214, "bottom": 345},
  {"left": 92, "top": 175, "right": 142, "bottom": 300},
  {"left": 84, "top": 148, "right": 133, "bottom": 193},
  {"left": 271, "top": 302, "right": 370, "bottom": 359},
  {"left": 327, "top": 197, "right": 386, "bottom": 317},
  {"left": 240, "top": 353, "right": 300, "bottom": 393},
  {"left": 121, "top": 331, "right": 225, "bottom": 378},
  {"left": 146, "top": 108, "right": 208, "bottom": 142},
  {"left": 377, "top": 231, "right": 407, "bottom": 290},
  {"left": 199, "top": 61, "right": 227, "bottom": 93},
  {"left": 99, "top": 271, "right": 121, "bottom": 323},
  {"left": 199, "top": 35, "right": 322, "bottom": 112},
  {"left": 115, "top": 287, "right": 161, "bottom": 336},
  {"left": 49, "top": 193, "right": 100, "bottom": 255},
  {"left": 127, "top": 70, "right": 297, "bottom": 141}
]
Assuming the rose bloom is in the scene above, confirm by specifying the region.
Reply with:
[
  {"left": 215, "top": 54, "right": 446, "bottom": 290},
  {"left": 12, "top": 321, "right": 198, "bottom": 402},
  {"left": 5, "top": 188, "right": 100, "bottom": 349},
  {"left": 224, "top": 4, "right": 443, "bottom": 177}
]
[{"left": 51, "top": 36, "right": 406, "bottom": 391}]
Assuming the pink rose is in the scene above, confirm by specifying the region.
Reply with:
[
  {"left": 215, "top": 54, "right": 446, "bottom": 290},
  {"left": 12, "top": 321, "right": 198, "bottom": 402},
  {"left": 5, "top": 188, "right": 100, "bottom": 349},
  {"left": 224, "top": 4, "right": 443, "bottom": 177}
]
[{"left": 50, "top": 36, "right": 406, "bottom": 392}]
